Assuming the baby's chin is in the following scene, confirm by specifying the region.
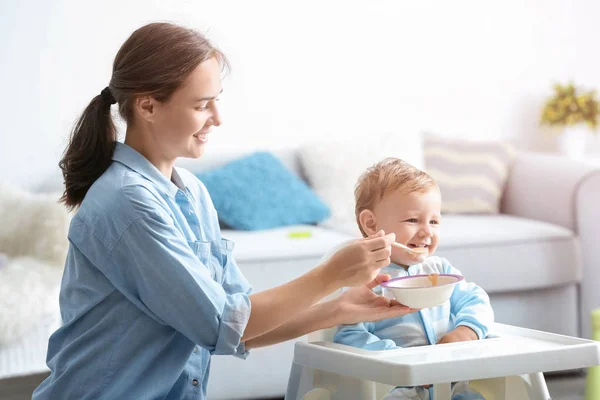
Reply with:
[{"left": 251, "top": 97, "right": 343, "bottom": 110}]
[{"left": 391, "top": 253, "right": 430, "bottom": 267}]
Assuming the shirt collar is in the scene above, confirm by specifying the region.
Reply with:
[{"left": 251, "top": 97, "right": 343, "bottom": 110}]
[{"left": 112, "top": 142, "right": 182, "bottom": 199}]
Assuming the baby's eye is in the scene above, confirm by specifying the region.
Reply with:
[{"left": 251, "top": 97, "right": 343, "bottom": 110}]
[{"left": 430, "top": 220, "right": 440, "bottom": 225}]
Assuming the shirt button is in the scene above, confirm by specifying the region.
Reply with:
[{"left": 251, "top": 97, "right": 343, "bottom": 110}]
[
  {"left": 192, "top": 379, "right": 199, "bottom": 386},
  {"left": 193, "top": 347, "right": 199, "bottom": 353}
]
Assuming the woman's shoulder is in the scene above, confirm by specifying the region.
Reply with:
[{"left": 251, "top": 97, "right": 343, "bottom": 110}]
[{"left": 73, "top": 165, "right": 171, "bottom": 238}]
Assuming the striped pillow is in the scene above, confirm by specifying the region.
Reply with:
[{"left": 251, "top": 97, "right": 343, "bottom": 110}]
[{"left": 423, "top": 134, "right": 516, "bottom": 214}]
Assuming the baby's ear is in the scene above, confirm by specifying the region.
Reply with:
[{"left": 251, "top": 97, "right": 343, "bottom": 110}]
[{"left": 358, "top": 209, "right": 378, "bottom": 236}]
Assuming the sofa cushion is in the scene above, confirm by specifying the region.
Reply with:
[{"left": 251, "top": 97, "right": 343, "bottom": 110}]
[
  {"left": 0, "top": 183, "right": 70, "bottom": 266},
  {"left": 437, "top": 215, "right": 579, "bottom": 293},
  {"left": 299, "top": 135, "right": 424, "bottom": 229},
  {"left": 423, "top": 133, "right": 516, "bottom": 214},
  {"left": 328, "top": 214, "right": 579, "bottom": 293},
  {"left": 196, "top": 152, "right": 330, "bottom": 230},
  {"left": 222, "top": 225, "right": 354, "bottom": 263}
]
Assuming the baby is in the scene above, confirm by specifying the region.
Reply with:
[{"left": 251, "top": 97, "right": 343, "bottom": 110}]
[{"left": 334, "top": 158, "right": 494, "bottom": 400}]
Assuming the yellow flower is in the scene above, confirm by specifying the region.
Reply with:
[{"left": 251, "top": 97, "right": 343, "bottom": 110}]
[{"left": 541, "top": 82, "right": 599, "bottom": 134}]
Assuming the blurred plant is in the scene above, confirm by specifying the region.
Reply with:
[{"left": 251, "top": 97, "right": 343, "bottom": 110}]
[{"left": 540, "top": 83, "right": 599, "bottom": 132}]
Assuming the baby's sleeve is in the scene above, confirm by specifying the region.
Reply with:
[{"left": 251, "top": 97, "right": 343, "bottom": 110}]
[
  {"left": 443, "top": 258, "right": 494, "bottom": 339},
  {"left": 334, "top": 322, "right": 398, "bottom": 351}
]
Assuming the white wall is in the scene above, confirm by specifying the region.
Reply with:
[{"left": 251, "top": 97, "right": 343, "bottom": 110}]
[{"left": 1, "top": 0, "right": 600, "bottom": 190}]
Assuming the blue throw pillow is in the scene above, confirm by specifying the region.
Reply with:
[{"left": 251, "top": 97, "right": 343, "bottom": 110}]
[{"left": 196, "top": 152, "right": 330, "bottom": 230}]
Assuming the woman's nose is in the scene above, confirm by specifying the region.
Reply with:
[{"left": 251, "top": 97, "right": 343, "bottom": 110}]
[{"left": 208, "top": 103, "right": 222, "bottom": 127}]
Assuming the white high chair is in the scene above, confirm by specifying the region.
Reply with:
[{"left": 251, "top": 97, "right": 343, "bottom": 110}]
[{"left": 286, "top": 323, "right": 600, "bottom": 400}]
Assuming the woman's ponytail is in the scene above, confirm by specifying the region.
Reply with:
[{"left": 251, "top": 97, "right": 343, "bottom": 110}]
[{"left": 59, "top": 88, "right": 117, "bottom": 210}]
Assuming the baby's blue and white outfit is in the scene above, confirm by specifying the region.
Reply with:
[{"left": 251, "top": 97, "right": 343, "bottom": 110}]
[{"left": 334, "top": 256, "right": 494, "bottom": 400}]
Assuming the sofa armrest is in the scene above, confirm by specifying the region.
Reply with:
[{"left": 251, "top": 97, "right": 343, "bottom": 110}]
[
  {"left": 501, "top": 152, "right": 597, "bottom": 230},
  {"left": 501, "top": 151, "right": 600, "bottom": 338}
]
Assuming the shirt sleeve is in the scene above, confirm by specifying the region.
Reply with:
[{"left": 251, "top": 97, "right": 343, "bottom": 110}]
[
  {"left": 219, "top": 239, "right": 253, "bottom": 358},
  {"left": 334, "top": 322, "right": 398, "bottom": 351},
  {"left": 442, "top": 258, "right": 494, "bottom": 339},
  {"left": 94, "top": 205, "right": 251, "bottom": 356}
]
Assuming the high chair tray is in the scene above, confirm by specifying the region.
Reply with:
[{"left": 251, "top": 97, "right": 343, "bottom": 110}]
[{"left": 298, "top": 323, "right": 600, "bottom": 387}]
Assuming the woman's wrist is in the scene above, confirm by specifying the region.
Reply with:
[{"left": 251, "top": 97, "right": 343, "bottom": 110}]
[
  {"left": 316, "top": 291, "right": 347, "bottom": 327},
  {"left": 313, "top": 259, "right": 343, "bottom": 296},
  {"left": 314, "top": 298, "right": 344, "bottom": 330}
]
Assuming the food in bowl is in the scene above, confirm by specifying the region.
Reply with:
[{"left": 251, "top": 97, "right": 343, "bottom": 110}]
[{"left": 428, "top": 273, "right": 439, "bottom": 286}]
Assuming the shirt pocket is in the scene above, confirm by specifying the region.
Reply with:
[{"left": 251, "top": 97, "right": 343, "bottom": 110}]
[
  {"left": 187, "top": 239, "right": 215, "bottom": 279},
  {"left": 219, "top": 238, "right": 235, "bottom": 254},
  {"left": 215, "top": 238, "right": 235, "bottom": 284}
]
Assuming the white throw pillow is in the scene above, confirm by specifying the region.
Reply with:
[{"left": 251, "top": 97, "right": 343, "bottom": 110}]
[
  {"left": 299, "top": 133, "right": 424, "bottom": 229},
  {"left": 0, "top": 182, "right": 71, "bottom": 267},
  {"left": 423, "top": 133, "right": 516, "bottom": 214},
  {"left": 0, "top": 255, "right": 62, "bottom": 345}
]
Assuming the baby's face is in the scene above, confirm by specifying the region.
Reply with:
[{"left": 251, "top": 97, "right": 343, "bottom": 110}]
[{"left": 372, "top": 188, "right": 442, "bottom": 266}]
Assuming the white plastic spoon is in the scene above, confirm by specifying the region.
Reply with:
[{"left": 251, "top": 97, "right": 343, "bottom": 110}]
[{"left": 391, "top": 242, "right": 428, "bottom": 258}]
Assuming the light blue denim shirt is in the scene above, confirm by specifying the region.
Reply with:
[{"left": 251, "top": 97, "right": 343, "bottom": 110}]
[{"left": 33, "top": 142, "right": 252, "bottom": 400}]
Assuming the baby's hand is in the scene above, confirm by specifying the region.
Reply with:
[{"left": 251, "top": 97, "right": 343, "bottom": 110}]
[{"left": 437, "top": 326, "right": 478, "bottom": 344}]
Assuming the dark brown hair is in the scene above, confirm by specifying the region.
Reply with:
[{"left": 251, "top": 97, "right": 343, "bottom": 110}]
[{"left": 59, "top": 22, "right": 228, "bottom": 209}]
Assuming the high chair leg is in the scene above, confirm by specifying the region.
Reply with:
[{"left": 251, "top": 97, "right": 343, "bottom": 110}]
[
  {"left": 286, "top": 362, "right": 315, "bottom": 400},
  {"left": 313, "top": 369, "right": 376, "bottom": 400},
  {"left": 433, "top": 382, "right": 452, "bottom": 400},
  {"left": 286, "top": 362, "right": 377, "bottom": 400},
  {"left": 525, "top": 372, "right": 551, "bottom": 400}
]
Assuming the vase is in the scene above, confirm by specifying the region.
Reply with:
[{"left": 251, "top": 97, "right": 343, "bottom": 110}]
[{"left": 557, "top": 125, "right": 589, "bottom": 159}]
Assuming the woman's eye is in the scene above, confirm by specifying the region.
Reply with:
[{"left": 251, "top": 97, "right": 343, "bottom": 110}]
[
  {"left": 196, "top": 101, "right": 211, "bottom": 111},
  {"left": 406, "top": 218, "right": 418, "bottom": 223},
  {"left": 196, "top": 98, "right": 220, "bottom": 111}
]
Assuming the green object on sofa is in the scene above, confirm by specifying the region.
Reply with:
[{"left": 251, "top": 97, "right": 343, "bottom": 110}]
[
  {"left": 586, "top": 309, "right": 600, "bottom": 400},
  {"left": 288, "top": 230, "right": 313, "bottom": 239}
]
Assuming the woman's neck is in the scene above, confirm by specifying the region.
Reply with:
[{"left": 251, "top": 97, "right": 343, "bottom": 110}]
[{"left": 124, "top": 128, "right": 175, "bottom": 180}]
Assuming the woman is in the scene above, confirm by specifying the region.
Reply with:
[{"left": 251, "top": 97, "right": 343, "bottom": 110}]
[{"left": 33, "top": 22, "right": 413, "bottom": 399}]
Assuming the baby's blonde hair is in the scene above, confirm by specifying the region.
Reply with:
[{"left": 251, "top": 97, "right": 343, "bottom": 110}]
[{"left": 355, "top": 158, "right": 438, "bottom": 237}]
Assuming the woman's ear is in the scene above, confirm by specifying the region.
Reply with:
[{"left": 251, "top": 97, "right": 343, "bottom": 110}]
[
  {"left": 135, "top": 95, "right": 156, "bottom": 123},
  {"left": 358, "top": 209, "right": 378, "bottom": 236}
]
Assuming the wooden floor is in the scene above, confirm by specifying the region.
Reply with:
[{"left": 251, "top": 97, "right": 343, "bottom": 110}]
[{"left": 0, "top": 372, "right": 48, "bottom": 400}]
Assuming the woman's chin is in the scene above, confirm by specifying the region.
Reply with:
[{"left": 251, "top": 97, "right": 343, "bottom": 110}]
[{"left": 187, "top": 144, "right": 206, "bottom": 158}]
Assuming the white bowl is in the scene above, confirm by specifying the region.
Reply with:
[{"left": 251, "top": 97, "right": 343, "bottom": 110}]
[{"left": 380, "top": 274, "right": 464, "bottom": 309}]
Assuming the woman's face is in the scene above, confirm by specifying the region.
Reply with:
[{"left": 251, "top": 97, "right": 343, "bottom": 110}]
[{"left": 151, "top": 57, "right": 223, "bottom": 160}]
